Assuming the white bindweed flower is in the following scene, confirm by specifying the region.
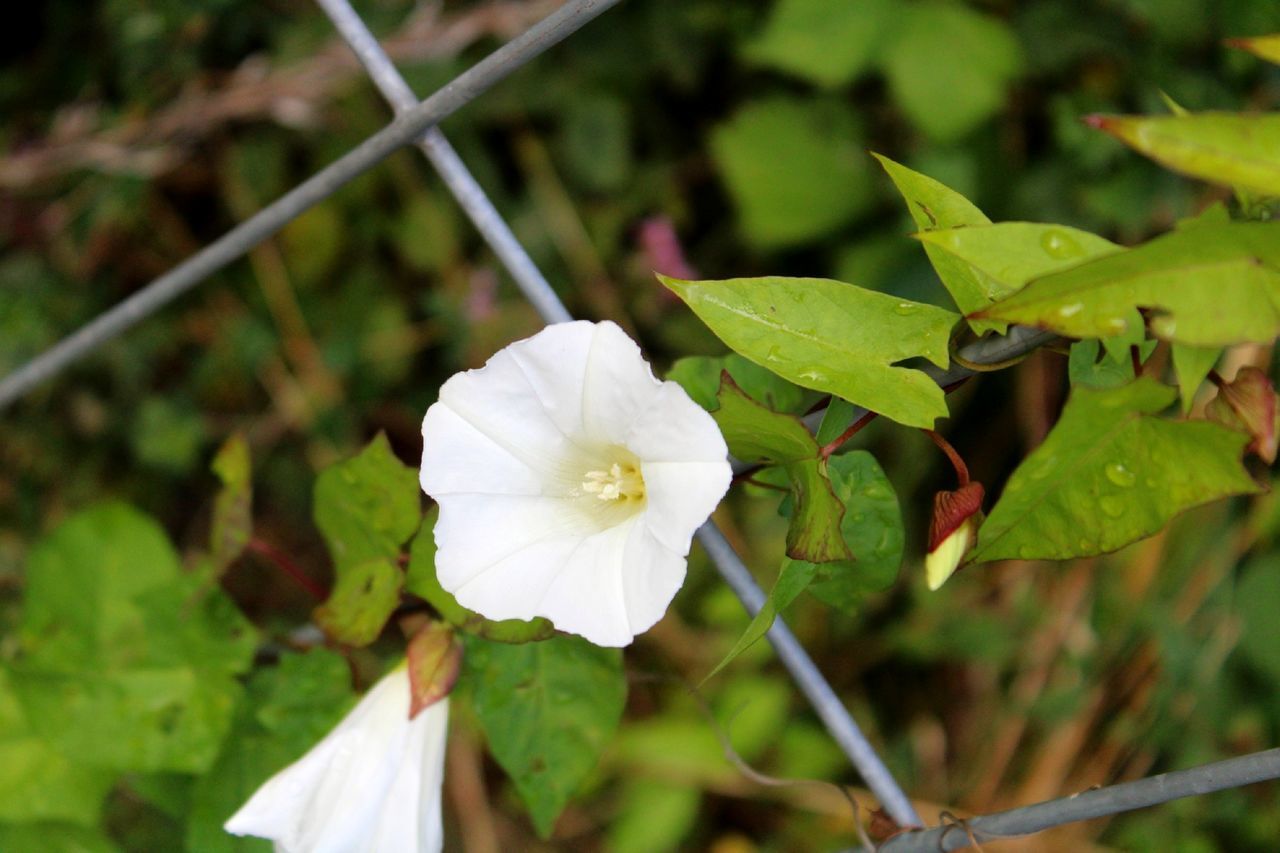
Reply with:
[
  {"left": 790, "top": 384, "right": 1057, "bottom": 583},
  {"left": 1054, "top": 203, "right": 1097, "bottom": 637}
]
[
  {"left": 420, "top": 320, "right": 732, "bottom": 647},
  {"left": 224, "top": 666, "right": 448, "bottom": 853}
]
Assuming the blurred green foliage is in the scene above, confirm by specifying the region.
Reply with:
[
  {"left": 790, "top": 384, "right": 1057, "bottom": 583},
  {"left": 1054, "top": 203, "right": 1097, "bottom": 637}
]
[{"left": 3, "top": 0, "right": 1280, "bottom": 849}]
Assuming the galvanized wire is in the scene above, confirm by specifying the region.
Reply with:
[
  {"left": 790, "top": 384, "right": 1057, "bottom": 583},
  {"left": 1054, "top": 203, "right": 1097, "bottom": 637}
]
[
  {"left": 870, "top": 748, "right": 1280, "bottom": 851},
  {"left": 0, "top": 0, "right": 617, "bottom": 410},
  {"left": 312, "top": 0, "right": 922, "bottom": 826}
]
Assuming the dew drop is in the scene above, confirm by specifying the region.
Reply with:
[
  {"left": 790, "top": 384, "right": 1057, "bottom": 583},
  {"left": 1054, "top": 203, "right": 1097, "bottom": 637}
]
[
  {"left": 765, "top": 346, "right": 782, "bottom": 363},
  {"left": 1099, "top": 495, "right": 1125, "bottom": 518},
  {"left": 1040, "top": 229, "right": 1084, "bottom": 259},
  {"left": 1105, "top": 462, "right": 1136, "bottom": 487},
  {"left": 894, "top": 302, "right": 920, "bottom": 316},
  {"left": 1057, "top": 303, "right": 1084, "bottom": 318}
]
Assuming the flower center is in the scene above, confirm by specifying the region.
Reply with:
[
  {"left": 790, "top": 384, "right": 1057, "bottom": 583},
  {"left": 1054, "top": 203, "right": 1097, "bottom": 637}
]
[{"left": 582, "top": 461, "right": 645, "bottom": 502}]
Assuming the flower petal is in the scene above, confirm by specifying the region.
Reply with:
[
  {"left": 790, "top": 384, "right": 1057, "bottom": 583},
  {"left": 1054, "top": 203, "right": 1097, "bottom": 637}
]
[
  {"left": 436, "top": 342, "right": 587, "bottom": 481},
  {"left": 224, "top": 669, "right": 447, "bottom": 853},
  {"left": 420, "top": 402, "right": 543, "bottom": 497},
  {"left": 434, "top": 494, "right": 592, "bottom": 595},
  {"left": 640, "top": 460, "right": 732, "bottom": 554},
  {"left": 579, "top": 321, "right": 664, "bottom": 444},
  {"left": 625, "top": 382, "right": 730, "bottom": 463},
  {"left": 505, "top": 320, "right": 595, "bottom": 439}
]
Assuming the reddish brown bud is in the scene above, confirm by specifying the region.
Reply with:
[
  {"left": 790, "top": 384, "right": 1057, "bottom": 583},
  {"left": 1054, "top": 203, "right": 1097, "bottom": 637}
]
[
  {"left": 1207, "top": 367, "right": 1279, "bottom": 464},
  {"left": 926, "top": 482, "right": 985, "bottom": 591},
  {"left": 406, "top": 620, "right": 462, "bottom": 719}
]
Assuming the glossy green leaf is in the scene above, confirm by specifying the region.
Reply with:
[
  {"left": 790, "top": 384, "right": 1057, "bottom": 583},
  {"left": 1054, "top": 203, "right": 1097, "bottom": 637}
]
[
  {"left": 0, "top": 667, "right": 115, "bottom": 827},
  {"left": 1171, "top": 343, "right": 1222, "bottom": 413},
  {"left": 313, "top": 432, "right": 420, "bottom": 569},
  {"left": 313, "top": 559, "right": 402, "bottom": 647},
  {"left": 873, "top": 153, "right": 997, "bottom": 332},
  {"left": 709, "top": 98, "right": 875, "bottom": 247},
  {"left": 465, "top": 635, "right": 626, "bottom": 838},
  {"left": 701, "top": 557, "right": 819, "bottom": 684},
  {"left": 667, "top": 353, "right": 811, "bottom": 414},
  {"left": 797, "top": 451, "right": 904, "bottom": 611},
  {"left": 13, "top": 503, "right": 256, "bottom": 774},
  {"left": 745, "top": 0, "right": 894, "bottom": 87},
  {"left": 815, "top": 397, "right": 860, "bottom": 447},
  {"left": 209, "top": 433, "right": 252, "bottom": 575},
  {"left": 917, "top": 222, "right": 1123, "bottom": 303},
  {"left": 880, "top": 1, "right": 1023, "bottom": 142},
  {"left": 977, "top": 222, "right": 1280, "bottom": 347},
  {"left": 1067, "top": 339, "right": 1156, "bottom": 389},
  {"left": 1227, "top": 33, "right": 1280, "bottom": 66},
  {"left": 313, "top": 434, "right": 420, "bottom": 646},
  {"left": 405, "top": 516, "right": 555, "bottom": 644},
  {"left": 711, "top": 374, "right": 817, "bottom": 464},
  {"left": 186, "top": 649, "right": 356, "bottom": 853},
  {"left": 973, "top": 378, "right": 1258, "bottom": 563},
  {"left": 1089, "top": 112, "right": 1280, "bottom": 197},
  {"left": 660, "top": 274, "right": 957, "bottom": 428},
  {"left": 783, "top": 458, "right": 853, "bottom": 563}
]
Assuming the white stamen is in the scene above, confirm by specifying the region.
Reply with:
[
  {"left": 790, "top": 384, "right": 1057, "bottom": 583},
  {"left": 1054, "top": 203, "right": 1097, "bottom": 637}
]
[{"left": 582, "top": 461, "right": 644, "bottom": 502}]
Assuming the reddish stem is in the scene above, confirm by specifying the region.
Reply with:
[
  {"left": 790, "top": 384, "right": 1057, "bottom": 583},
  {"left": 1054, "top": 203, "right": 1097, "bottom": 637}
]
[
  {"left": 1130, "top": 344, "right": 1143, "bottom": 376},
  {"left": 819, "top": 410, "right": 879, "bottom": 460},
  {"left": 741, "top": 474, "right": 790, "bottom": 493},
  {"left": 247, "top": 538, "right": 327, "bottom": 601},
  {"left": 1207, "top": 369, "right": 1226, "bottom": 389},
  {"left": 923, "top": 429, "right": 970, "bottom": 487}
]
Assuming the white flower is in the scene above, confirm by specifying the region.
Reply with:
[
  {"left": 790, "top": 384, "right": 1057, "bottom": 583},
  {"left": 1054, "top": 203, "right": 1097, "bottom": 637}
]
[
  {"left": 420, "top": 320, "right": 732, "bottom": 647},
  {"left": 224, "top": 666, "right": 448, "bottom": 853}
]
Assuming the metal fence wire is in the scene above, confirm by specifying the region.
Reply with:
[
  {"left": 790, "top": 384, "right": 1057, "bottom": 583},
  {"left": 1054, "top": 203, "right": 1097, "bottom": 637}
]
[{"left": 4, "top": 0, "right": 1279, "bottom": 846}]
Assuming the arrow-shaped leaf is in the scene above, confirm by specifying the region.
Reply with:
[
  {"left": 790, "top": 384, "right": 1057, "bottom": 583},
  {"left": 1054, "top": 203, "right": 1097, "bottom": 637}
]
[
  {"left": 973, "top": 377, "right": 1258, "bottom": 563},
  {"left": 660, "top": 274, "right": 957, "bottom": 428},
  {"left": 976, "top": 222, "right": 1280, "bottom": 347}
]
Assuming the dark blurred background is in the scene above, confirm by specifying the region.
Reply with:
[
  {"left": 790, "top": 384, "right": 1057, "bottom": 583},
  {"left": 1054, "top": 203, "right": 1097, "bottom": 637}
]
[{"left": 3, "top": 0, "right": 1280, "bottom": 849}]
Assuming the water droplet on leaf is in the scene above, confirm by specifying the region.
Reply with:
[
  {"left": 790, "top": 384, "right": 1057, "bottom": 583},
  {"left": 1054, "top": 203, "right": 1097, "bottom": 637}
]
[{"left": 1105, "top": 462, "right": 1136, "bottom": 487}]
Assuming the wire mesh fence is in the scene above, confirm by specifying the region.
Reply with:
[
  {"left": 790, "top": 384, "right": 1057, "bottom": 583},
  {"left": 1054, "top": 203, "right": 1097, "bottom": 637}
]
[{"left": 4, "top": 0, "right": 1279, "bottom": 847}]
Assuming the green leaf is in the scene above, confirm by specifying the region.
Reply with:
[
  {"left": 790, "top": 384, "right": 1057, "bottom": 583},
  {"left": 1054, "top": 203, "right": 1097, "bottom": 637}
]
[
  {"left": 0, "top": 824, "right": 120, "bottom": 853},
  {"left": 667, "top": 353, "right": 811, "bottom": 414},
  {"left": 702, "top": 558, "right": 818, "bottom": 684},
  {"left": 797, "top": 452, "right": 904, "bottom": 611},
  {"left": 879, "top": 1, "right": 1023, "bottom": 142},
  {"left": 973, "top": 378, "right": 1258, "bottom": 563},
  {"left": 917, "top": 222, "right": 1124, "bottom": 303},
  {"left": 783, "top": 458, "right": 853, "bottom": 563},
  {"left": 873, "top": 153, "right": 997, "bottom": 331},
  {"left": 13, "top": 503, "right": 256, "bottom": 774},
  {"left": 1236, "top": 555, "right": 1280, "bottom": 683},
  {"left": 313, "top": 432, "right": 421, "bottom": 569},
  {"left": 977, "top": 222, "right": 1280, "bottom": 347},
  {"left": 313, "top": 559, "right": 402, "bottom": 647},
  {"left": 607, "top": 779, "right": 701, "bottom": 853},
  {"left": 709, "top": 98, "right": 875, "bottom": 247},
  {"left": 1088, "top": 112, "right": 1280, "bottom": 198},
  {"left": 1067, "top": 339, "right": 1156, "bottom": 389},
  {"left": 1227, "top": 33, "right": 1280, "bottom": 66},
  {"left": 1171, "top": 343, "right": 1222, "bottom": 413},
  {"left": 711, "top": 374, "right": 817, "bottom": 464},
  {"left": 660, "top": 274, "right": 958, "bottom": 428},
  {"left": 405, "top": 515, "right": 554, "bottom": 644},
  {"left": 209, "top": 433, "right": 252, "bottom": 576},
  {"left": 465, "top": 635, "right": 626, "bottom": 838},
  {"left": 0, "top": 667, "right": 116, "bottom": 827},
  {"left": 815, "top": 397, "right": 860, "bottom": 446},
  {"left": 744, "top": 0, "right": 895, "bottom": 87},
  {"left": 313, "top": 434, "right": 420, "bottom": 645},
  {"left": 186, "top": 649, "right": 356, "bottom": 853}
]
